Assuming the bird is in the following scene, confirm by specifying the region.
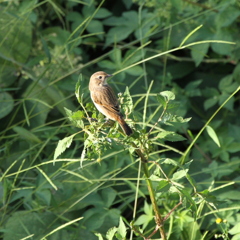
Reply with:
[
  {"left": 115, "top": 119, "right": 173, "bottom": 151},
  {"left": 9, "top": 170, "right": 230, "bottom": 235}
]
[{"left": 89, "top": 71, "right": 133, "bottom": 136}]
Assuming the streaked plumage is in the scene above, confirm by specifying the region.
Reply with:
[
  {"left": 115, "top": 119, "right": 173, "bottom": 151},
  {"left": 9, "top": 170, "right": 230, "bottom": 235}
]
[{"left": 89, "top": 71, "right": 133, "bottom": 136}]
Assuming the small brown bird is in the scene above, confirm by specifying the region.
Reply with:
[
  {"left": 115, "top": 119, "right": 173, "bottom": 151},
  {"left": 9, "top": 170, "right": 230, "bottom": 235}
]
[{"left": 89, "top": 71, "right": 133, "bottom": 136}]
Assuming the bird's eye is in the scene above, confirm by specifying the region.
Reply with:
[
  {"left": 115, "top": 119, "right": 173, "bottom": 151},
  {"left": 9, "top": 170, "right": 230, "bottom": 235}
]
[{"left": 99, "top": 76, "right": 102, "bottom": 79}]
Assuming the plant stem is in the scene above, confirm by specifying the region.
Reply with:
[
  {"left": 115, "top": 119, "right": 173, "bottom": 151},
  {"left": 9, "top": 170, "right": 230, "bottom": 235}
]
[{"left": 132, "top": 143, "right": 167, "bottom": 239}]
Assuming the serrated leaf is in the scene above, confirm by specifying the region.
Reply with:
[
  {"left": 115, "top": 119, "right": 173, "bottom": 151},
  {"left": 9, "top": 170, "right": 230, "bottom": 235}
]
[
  {"left": 117, "top": 217, "right": 127, "bottom": 238},
  {"left": 71, "top": 110, "right": 85, "bottom": 119},
  {"left": 65, "top": 108, "right": 85, "bottom": 128},
  {"left": 70, "top": 110, "right": 85, "bottom": 128},
  {"left": 95, "top": 233, "right": 104, "bottom": 240},
  {"left": 156, "top": 94, "right": 167, "bottom": 108},
  {"left": 163, "top": 158, "right": 179, "bottom": 166},
  {"left": 122, "top": 87, "right": 133, "bottom": 115},
  {"left": 106, "top": 227, "right": 118, "bottom": 240},
  {"left": 64, "top": 107, "right": 73, "bottom": 117},
  {"left": 54, "top": 134, "right": 75, "bottom": 160},
  {"left": 206, "top": 125, "right": 221, "bottom": 147}
]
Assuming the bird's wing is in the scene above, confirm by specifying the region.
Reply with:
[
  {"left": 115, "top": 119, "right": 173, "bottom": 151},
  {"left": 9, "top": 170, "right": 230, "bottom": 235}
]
[{"left": 91, "top": 86, "right": 120, "bottom": 113}]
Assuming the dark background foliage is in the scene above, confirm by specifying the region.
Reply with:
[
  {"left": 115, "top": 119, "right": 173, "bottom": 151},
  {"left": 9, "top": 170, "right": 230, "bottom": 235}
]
[{"left": 0, "top": 0, "right": 240, "bottom": 239}]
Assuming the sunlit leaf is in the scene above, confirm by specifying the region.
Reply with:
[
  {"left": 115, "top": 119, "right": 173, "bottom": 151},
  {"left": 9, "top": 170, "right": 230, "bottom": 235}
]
[
  {"left": 54, "top": 134, "right": 76, "bottom": 160},
  {"left": 206, "top": 125, "right": 221, "bottom": 147}
]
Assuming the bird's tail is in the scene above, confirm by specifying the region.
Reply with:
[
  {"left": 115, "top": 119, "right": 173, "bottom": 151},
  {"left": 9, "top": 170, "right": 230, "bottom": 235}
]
[{"left": 119, "top": 119, "right": 133, "bottom": 136}]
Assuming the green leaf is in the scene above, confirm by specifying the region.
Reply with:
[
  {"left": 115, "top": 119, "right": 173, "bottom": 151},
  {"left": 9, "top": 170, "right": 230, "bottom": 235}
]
[
  {"left": 185, "top": 80, "right": 202, "bottom": 96},
  {"left": 110, "top": 48, "right": 122, "bottom": 65},
  {"left": 172, "top": 169, "right": 188, "bottom": 180},
  {"left": 229, "top": 222, "right": 240, "bottom": 235},
  {"left": 95, "top": 233, "right": 104, "bottom": 240},
  {"left": 106, "top": 227, "right": 118, "bottom": 240},
  {"left": 123, "top": 49, "right": 144, "bottom": 65},
  {"left": 211, "top": 29, "right": 233, "bottom": 55},
  {"left": 157, "top": 131, "right": 186, "bottom": 142},
  {"left": 65, "top": 108, "right": 85, "bottom": 129},
  {"left": 122, "top": 0, "right": 133, "bottom": 9},
  {"left": 117, "top": 217, "right": 127, "bottom": 239},
  {"left": 75, "top": 75, "right": 81, "bottom": 102},
  {"left": 163, "top": 158, "right": 179, "bottom": 167},
  {"left": 156, "top": 94, "right": 167, "bottom": 108},
  {"left": 54, "top": 134, "right": 76, "bottom": 160},
  {"left": 103, "top": 16, "right": 124, "bottom": 26},
  {"left": 106, "top": 26, "right": 133, "bottom": 46},
  {"left": 156, "top": 179, "right": 169, "bottom": 190},
  {"left": 122, "top": 87, "right": 133, "bottom": 115},
  {"left": 3, "top": 211, "right": 63, "bottom": 240},
  {"left": 204, "top": 98, "right": 218, "bottom": 110},
  {"left": 227, "top": 142, "right": 240, "bottom": 153},
  {"left": 143, "top": 201, "right": 153, "bottom": 216},
  {"left": 216, "top": 6, "right": 240, "bottom": 27},
  {"left": 13, "top": 126, "right": 41, "bottom": 143},
  {"left": 206, "top": 125, "right": 221, "bottom": 147},
  {"left": 179, "top": 188, "right": 198, "bottom": 217},
  {"left": 101, "top": 188, "right": 117, "bottom": 208},
  {"left": 0, "top": 10, "right": 32, "bottom": 85},
  {"left": 219, "top": 74, "right": 239, "bottom": 94},
  {"left": 35, "top": 189, "right": 51, "bottom": 206},
  {"left": 125, "top": 65, "right": 143, "bottom": 76},
  {"left": 218, "top": 92, "right": 234, "bottom": 111},
  {"left": 40, "top": 35, "right": 51, "bottom": 63},
  {"left": 0, "top": 92, "right": 14, "bottom": 119},
  {"left": 233, "top": 62, "right": 240, "bottom": 82},
  {"left": 191, "top": 43, "right": 209, "bottom": 66},
  {"left": 159, "top": 91, "right": 175, "bottom": 101},
  {"left": 98, "top": 60, "right": 116, "bottom": 70},
  {"left": 43, "top": 27, "right": 70, "bottom": 45},
  {"left": 86, "top": 20, "right": 104, "bottom": 37},
  {"left": 64, "top": 107, "right": 73, "bottom": 118},
  {"left": 95, "top": 8, "right": 112, "bottom": 19},
  {"left": 218, "top": 190, "right": 240, "bottom": 201}
]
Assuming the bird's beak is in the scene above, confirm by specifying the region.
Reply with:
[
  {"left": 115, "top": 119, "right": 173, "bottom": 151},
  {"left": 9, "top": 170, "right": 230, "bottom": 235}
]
[{"left": 107, "top": 74, "right": 113, "bottom": 78}]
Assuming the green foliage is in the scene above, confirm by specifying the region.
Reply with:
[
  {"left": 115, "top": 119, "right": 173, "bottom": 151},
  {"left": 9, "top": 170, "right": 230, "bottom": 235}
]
[{"left": 1, "top": 0, "right": 240, "bottom": 240}]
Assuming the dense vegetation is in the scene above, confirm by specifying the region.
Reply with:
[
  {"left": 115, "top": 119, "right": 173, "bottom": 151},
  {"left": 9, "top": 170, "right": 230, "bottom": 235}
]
[{"left": 1, "top": 0, "right": 240, "bottom": 239}]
